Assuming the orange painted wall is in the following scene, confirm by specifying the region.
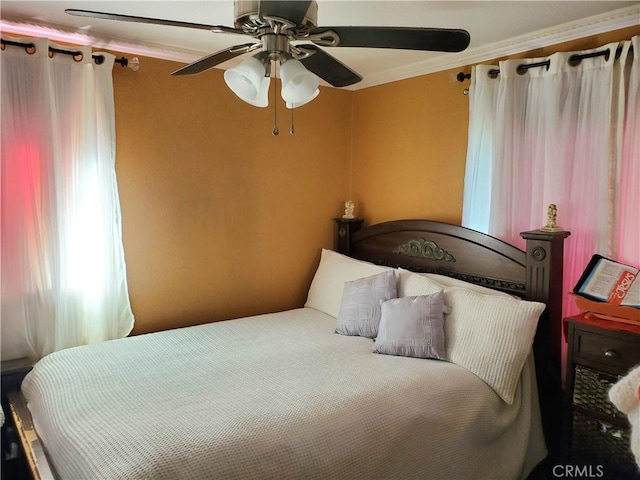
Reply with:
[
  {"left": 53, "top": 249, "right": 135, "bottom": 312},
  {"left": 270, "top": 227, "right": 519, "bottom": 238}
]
[
  {"left": 113, "top": 56, "right": 352, "bottom": 334},
  {"left": 350, "top": 26, "right": 638, "bottom": 226},
  {"left": 110, "top": 27, "right": 635, "bottom": 334},
  {"left": 350, "top": 68, "right": 468, "bottom": 225}
]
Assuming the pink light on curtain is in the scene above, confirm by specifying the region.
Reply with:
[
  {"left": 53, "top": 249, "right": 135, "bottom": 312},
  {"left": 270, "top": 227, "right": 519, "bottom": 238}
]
[
  {"left": 2, "top": 136, "right": 47, "bottom": 295},
  {"left": 8, "top": 140, "right": 43, "bottom": 219},
  {"left": 617, "top": 37, "right": 640, "bottom": 267}
]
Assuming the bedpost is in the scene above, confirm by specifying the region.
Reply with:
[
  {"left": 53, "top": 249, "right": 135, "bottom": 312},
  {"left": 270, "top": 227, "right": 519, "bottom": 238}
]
[
  {"left": 334, "top": 218, "right": 364, "bottom": 255},
  {"left": 520, "top": 228, "right": 570, "bottom": 462},
  {"left": 520, "top": 229, "right": 570, "bottom": 358}
]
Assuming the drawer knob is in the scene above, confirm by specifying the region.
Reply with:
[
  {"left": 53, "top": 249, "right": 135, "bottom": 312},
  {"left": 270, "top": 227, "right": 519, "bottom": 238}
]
[{"left": 603, "top": 349, "right": 619, "bottom": 358}]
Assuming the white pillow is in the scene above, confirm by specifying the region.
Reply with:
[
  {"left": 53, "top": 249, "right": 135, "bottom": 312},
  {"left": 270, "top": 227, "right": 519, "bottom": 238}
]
[
  {"left": 305, "top": 249, "right": 393, "bottom": 318},
  {"left": 397, "top": 269, "right": 544, "bottom": 404},
  {"left": 397, "top": 268, "right": 443, "bottom": 297},
  {"left": 420, "top": 272, "right": 515, "bottom": 297},
  {"left": 445, "top": 287, "right": 544, "bottom": 404},
  {"left": 398, "top": 268, "right": 512, "bottom": 298}
]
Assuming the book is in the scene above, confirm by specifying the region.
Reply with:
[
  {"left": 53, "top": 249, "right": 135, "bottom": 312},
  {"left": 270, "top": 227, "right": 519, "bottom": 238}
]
[{"left": 573, "top": 255, "right": 639, "bottom": 309}]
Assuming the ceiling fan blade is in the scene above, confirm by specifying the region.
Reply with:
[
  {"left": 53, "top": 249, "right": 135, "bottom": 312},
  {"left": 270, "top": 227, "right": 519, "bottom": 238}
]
[
  {"left": 172, "top": 43, "right": 258, "bottom": 76},
  {"left": 258, "top": 1, "right": 313, "bottom": 26},
  {"left": 310, "top": 26, "right": 470, "bottom": 53},
  {"left": 298, "top": 45, "right": 362, "bottom": 88},
  {"left": 65, "top": 9, "right": 244, "bottom": 35}
]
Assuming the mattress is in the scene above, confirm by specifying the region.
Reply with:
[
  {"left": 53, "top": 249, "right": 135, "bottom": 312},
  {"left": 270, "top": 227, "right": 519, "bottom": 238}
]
[{"left": 22, "top": 307, "right": 546, "bottom": 479}]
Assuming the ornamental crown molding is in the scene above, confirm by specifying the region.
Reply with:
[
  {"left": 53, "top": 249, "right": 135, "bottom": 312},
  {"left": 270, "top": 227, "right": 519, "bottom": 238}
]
[
  {"left": 351, "top": 4, "right": 639, "bottom": 90},
  {"left": 1, "top": 5, "right": 637, "bottom": 90}
]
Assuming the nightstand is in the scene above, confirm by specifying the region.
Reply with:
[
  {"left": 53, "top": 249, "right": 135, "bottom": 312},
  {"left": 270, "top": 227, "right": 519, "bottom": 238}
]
[{"left": 564, "top": 314, "right": 640, "bottom": 477}]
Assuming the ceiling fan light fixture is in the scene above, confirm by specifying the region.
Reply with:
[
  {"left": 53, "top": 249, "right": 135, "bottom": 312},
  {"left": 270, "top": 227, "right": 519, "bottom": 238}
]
[
  {"left": 280, "top": 57, "right": 319, "bottom": 105},
  {"left": 247, "top": 75, "right": 271, "bottom": 108},
  {"left": 286, "top": 88, "right": 319, "bottom": 109},
  {"left": 224, "top": 55, "right": 269, "bottom": 107}
]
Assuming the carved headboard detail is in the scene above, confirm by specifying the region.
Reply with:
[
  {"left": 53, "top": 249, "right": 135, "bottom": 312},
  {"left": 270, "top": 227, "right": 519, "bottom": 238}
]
[{"left": 393, "top": 238, "right": 456, "bottom": 263}]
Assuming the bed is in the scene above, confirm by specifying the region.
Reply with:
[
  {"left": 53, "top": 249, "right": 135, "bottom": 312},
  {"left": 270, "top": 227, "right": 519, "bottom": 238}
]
[{"left": 9, "top": 218, "right": 570, "bottom": 480}]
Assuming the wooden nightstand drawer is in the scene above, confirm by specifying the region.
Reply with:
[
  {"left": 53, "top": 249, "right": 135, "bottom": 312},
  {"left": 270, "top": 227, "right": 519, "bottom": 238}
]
[{"left": 573, "top": 327, "right": 640, "bottom": 372}]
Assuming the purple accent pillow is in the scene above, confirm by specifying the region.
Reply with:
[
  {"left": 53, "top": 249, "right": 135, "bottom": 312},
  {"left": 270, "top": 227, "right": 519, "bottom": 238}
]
[
  {"left": 374, "top": 292, "right": 446, "bottom": 360},
  {"left": 335, "top": 270, "right": 397, "bottom": 338}
]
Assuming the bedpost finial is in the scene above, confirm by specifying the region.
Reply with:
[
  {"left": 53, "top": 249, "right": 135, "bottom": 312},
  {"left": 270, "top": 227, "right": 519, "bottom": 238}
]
[
  {"left": 540, "top": 203, "right": 564, "bottom": 232},
  {"left": 343, "top": 200, "right": 355, "bottom": 219}
]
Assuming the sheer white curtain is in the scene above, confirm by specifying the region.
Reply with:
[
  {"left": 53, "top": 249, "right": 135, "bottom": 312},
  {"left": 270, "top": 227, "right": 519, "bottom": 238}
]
[
  {"left": 460, "top": 65, "right": 499, "bottom": 232},
  {"left": 617, "top": 36, "right": 640, "bottom": 266},
  {"left": 462, "top": 36, "right": 640, "bottom": 319},
  {"left": 1, "top": 37, "right": 134, "bottom": 361}
]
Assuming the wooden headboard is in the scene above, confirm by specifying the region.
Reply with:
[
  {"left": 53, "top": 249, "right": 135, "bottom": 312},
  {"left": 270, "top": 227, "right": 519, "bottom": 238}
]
[{"left": 334, "top": 218, "right": 570, "bottom": 459}]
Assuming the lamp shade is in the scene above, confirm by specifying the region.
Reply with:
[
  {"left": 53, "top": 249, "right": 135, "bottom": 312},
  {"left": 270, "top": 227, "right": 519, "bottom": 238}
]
[
  {"left": 224, "top": 56, "right": 270, "bottom": 107},
  {"left": 249, "top": 75, "right": 270, "bottom": 108},
  {"left": 286, "top": 88, "right": 320, "bottom": 109},
  {"left": 280, "top": 58, "right": 319, "bottom": 105}
]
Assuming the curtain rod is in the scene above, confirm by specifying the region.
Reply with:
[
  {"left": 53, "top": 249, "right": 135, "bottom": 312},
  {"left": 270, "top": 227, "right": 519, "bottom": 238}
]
[
  {"left": 1, "top": 38, "right": 138, "bottom": 69},
  {"left": 457, "top": 44, "right": 632, "bottom": 82}
]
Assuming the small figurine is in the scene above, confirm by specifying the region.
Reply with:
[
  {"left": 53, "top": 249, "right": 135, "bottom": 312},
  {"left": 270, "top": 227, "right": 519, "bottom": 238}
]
[
  {"left": 343, "top": 200, "right": 355, "bottom": 219},
  {"left": 541, "top": 203, "right": 563, "bottom": 232}
]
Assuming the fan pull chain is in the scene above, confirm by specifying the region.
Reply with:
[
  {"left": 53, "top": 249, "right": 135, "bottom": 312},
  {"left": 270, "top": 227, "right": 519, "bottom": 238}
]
[
  {"left": 290, "top": 107, "right": 294, "bottom": 135},
  {"left": 272, "top": 60, "right": 279, "bottom": 136}
]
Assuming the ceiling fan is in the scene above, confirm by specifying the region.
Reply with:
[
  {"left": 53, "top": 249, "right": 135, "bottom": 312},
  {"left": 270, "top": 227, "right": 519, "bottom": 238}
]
[{"left": 66, "top": 0, "right": 470, "bottom": 115}]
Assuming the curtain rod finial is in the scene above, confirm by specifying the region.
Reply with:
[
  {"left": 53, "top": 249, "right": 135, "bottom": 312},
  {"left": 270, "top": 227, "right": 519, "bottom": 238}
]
[
  {"left": 115, "top": 56, "right": 140, "bottom": 71},
  {"left": 127, "top": 57, "right": 140, "bottom": 71}
]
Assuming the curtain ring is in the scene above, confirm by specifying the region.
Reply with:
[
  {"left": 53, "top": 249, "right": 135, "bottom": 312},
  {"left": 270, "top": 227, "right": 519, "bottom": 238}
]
[
  {"left": 48, "top": 48, "right": 84, "bottom": 62},
  {"left": 568, "top": 54, "right": 581, "bottom": 67},
  {"left": 0, "top": 39, "right": 36, "bottom": 54}
]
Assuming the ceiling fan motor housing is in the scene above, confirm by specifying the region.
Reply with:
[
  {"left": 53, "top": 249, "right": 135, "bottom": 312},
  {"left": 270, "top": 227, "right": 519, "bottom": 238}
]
[{"left": 234, "top": 0, "right": 318, "bottom": 35}]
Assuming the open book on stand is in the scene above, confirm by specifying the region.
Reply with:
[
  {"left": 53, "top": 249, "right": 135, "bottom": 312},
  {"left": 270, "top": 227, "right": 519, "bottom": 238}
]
[{"left": 574, "top": 255, "right": 640, "bottom": 309}]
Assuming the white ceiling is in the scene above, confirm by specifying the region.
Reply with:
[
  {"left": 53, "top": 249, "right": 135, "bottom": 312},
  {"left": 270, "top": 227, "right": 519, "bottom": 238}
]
[{"left": 1, "top": 1, "right": 638, "bottom": 89}]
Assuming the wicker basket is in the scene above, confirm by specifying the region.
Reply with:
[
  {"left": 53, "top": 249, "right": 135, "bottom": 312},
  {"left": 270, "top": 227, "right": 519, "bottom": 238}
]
[
  {"left": 573, "top": 365, "right": 624, "bottom": 418},
  {"left": 572, "top": 412, "right": 637, "bottom": 473}
]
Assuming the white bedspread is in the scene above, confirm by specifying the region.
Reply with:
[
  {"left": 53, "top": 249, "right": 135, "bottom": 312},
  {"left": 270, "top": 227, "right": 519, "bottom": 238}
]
[{"left": 22, "top": 308, "right": 546, "bottom": 480}]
